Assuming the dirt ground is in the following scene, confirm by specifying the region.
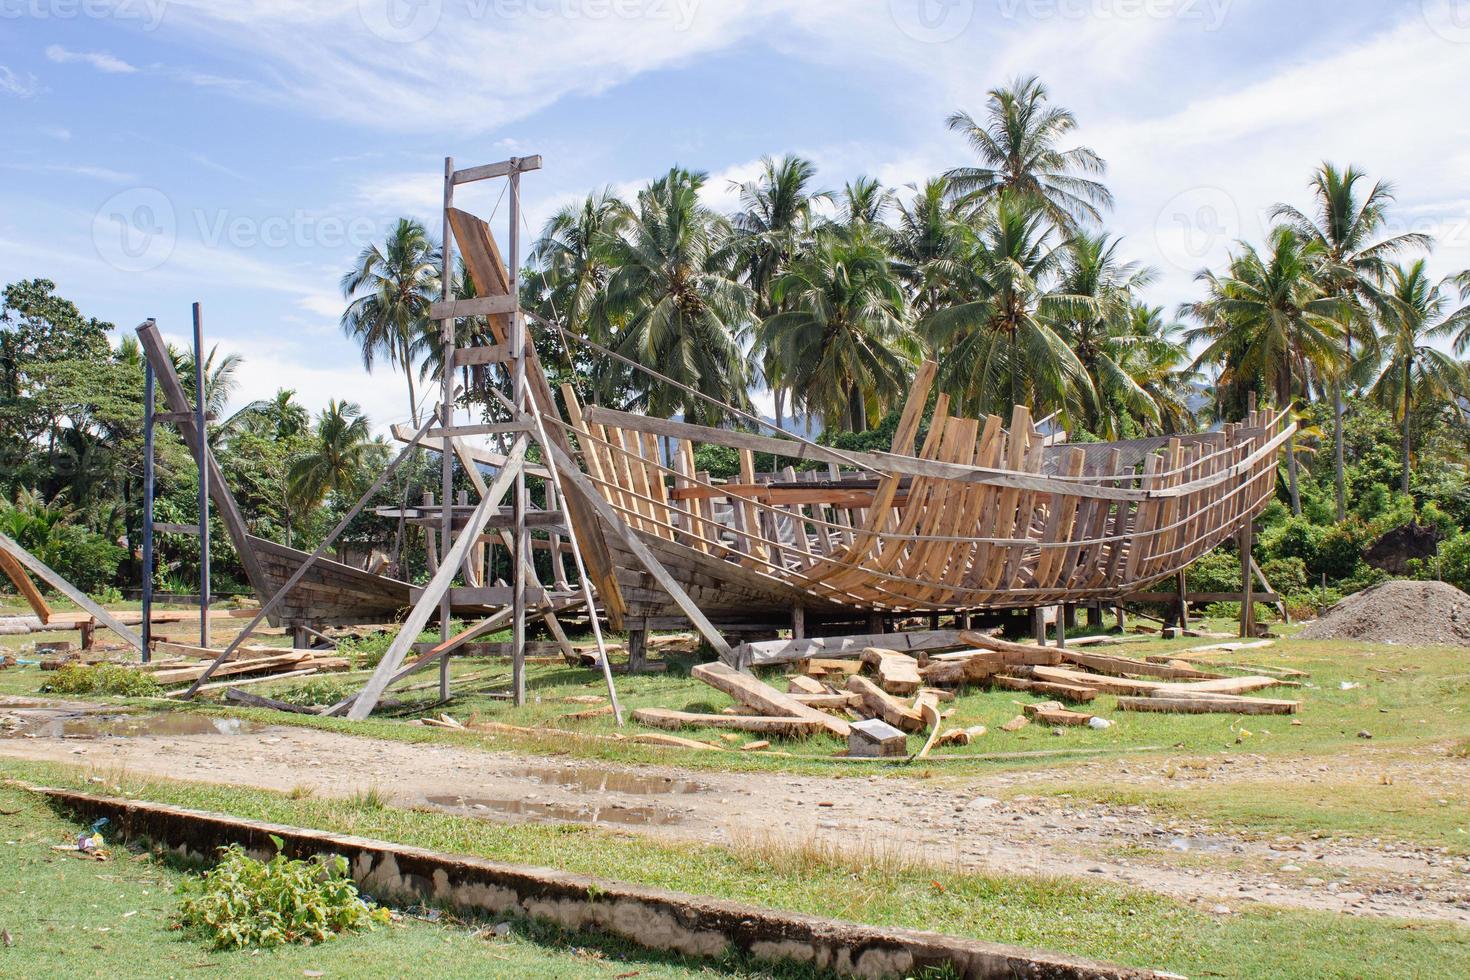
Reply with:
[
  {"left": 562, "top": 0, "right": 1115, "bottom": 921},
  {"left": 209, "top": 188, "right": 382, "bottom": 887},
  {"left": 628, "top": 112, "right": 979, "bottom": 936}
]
[{"left": 3, "top": 695, "right": 1467, "bottom": 927}]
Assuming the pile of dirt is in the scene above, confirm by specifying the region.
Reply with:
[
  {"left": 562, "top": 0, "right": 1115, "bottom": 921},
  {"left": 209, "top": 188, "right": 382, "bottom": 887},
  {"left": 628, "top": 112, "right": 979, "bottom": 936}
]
[{"left": 1298, "top": 579, "right": 1470, "bottom": 646}]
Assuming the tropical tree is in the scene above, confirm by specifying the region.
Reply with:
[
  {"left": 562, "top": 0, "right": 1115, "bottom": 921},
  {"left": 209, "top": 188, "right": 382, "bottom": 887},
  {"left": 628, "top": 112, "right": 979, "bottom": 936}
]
[
  {"left": 1183, "top": 227, "right": 1343, "bottom": 514},
  {"left": 1049, "top": 232, "right": 1161, "bottom": 436},
  {"left": 759, "top": 226, "right": 921, "bottom": 433},
  {"left": 945, "top": 75, "right": 1112, "bottom": 231},
  {"left": 340, "top": 218, "right": 440, "bottom": 424},
  {"left": 839, "top": 176, "right": 893, "bottom": 229},
  {"left": 890, "top": 177, "right": 969, "bottom": 320},
  {"left": 286, "top": 400, "right": 375, "bottom": 511},
  {"left": 1368, "top": 261, "right": 1470, "bottom": 493},
  {"left": 731, "top": 156, "right": 827, "bottom": 430},
  {"left": 595, "top": 168, "right": 753, "bottom": 424},
  {"left": 1117, "top": 304, "right": 1198, "bottom": 435},
  {"left": 920, "top": 192, "right": 1094, "bottom": 420},
  {"left": 1271, "top": 164, "right": 1431, "bottom": 518},
  {"left": 531, "top": 188, "right": 628, "bottom": 339}
]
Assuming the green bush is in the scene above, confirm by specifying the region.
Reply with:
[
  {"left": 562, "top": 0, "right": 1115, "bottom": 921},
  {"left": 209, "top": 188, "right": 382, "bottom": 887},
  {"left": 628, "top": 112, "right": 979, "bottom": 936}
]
[
  {"left": 40, "top": 662, "right": 159, "bottom": 697},
  {"left": 271, "top": 678, "right": 352, "bottom": 707},
  {"left": 1184, "top": 548, "right": 1242, "bottom": 593},
  {"left": 175, "top": 838, "right": 389, "bottom": 949},
  {"left": 1436, "top": 532, "right": 1470, "bottom": 594},
  {"left": 1260, "top": 555, "right": 1308, "bottom": 596}
]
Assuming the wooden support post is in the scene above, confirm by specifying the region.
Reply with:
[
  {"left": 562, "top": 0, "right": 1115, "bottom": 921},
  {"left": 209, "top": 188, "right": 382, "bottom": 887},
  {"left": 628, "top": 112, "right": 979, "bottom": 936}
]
[
  {"left": 1176, "top": 571, "right": 1190, "bottom": 632},
  {"left": 866, "top": 612, "right": 884, "bottom": 635},
  {"left": 1115, "top": 604, "right": 1126, "bottom": 631},
  {"left": 141, "top": 356, "right": 155, "bottom": 662},
  {"left": 192, "top": 303, "right": 211, "bottom": 649},
  {"left": 509, "top": 160, "right": 528, "bottom": 707},
  {"left": 80, "top": 621, "right": 94, "bottom": 650},
  {"left": 1033, "top": 607, "right": 1047, "bottom": 645},
  {"left": 1239, "top": 522, "right": 1255, "bottom": 639},
  {"left": 1086, "top": 604, "right": 1102, "bottom": 629},
  {"left": 627, "top": 628, "right": 647, "bottom": 673},
  {"left": 1063, "top": 604, "right": 1076, "bottom": 630},
  {"left": 439, "top": 155, "right": 456, "bottom": 705},
  {"left": 1056, "top": 607, "right": 1067, "bottom": 649},
  {"left": 791, "top": 605, "right": 806, "bottom": 640}
]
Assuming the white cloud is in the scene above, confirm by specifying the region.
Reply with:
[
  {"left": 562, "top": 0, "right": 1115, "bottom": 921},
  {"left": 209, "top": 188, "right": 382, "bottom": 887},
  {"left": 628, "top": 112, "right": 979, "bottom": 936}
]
[
  {"left": 41, "top": 126, "right": 72, "bottom": 141},
  {"left": 0, "top": 65, "right": 41, "bottom": 97},
  {"left": 44, "top": 45, "right": 137, "bottom": 74}
]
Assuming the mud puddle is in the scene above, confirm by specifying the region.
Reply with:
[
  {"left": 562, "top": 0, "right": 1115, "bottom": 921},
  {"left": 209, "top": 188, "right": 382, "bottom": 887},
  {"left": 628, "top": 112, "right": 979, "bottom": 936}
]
[
  {"left": 426, "top": 794, "right": 685, "bottom": 826},
  {"left": 510, "top": 764, "right": 706, "bottom": 795},
  {"left": 1, "top": 710, "right": 261, "bottom": 739}
]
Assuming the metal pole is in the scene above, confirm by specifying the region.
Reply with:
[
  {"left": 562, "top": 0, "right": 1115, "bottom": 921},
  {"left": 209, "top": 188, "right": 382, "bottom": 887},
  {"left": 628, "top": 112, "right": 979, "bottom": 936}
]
[
  {"left": 510, "top": 161, "right": 527, "bottom": 707},
  {"left": 192, "top": 303, "right": 210, "bottom": 648},
  {"left": 439, "top": 156, "right": 455, "bottom": 701},
  {"left": 142, "top": 353, "right": 155, "bottom": 663}
]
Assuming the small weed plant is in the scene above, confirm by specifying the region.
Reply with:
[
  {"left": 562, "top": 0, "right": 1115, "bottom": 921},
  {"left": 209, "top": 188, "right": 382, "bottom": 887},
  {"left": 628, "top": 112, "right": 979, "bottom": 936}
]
[
  {"left": 41, "top": 662, "right": 160, "bottom": 697},
  {"left": 175, "top": 837, "right": 389, "bottom": 949}
]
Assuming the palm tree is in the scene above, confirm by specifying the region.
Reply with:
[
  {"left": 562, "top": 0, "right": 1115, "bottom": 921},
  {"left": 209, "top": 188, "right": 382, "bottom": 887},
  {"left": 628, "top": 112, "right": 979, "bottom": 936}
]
[
  {"left": 287, "top": 400, "right": 375, "bottom": 511},
  {"left": 340, "top": 218, "right": 440, "bottom": 425},
  {"left": 1118, "top": 305, "right": 1199, "bottom": 435},
  {"left": 1368, "top": 262, "right": 1469, "bottom": 493},
  {"left": 1184, "top": 227, "right": 1343, "bottom": 514},
  {"left": 890, "top": 177, "right": 969, "bottom": 320},
  {"left": 759, "top": 226, "right": 921, "bottom": 433},
  {"left": 596, "top": 168, "right": 753, "bottom": 424},
  {"left": 1049, "top": 232, "right": 1160, "bottom": 436},
  {"left": 839, "top": 176, "right": 893, "bottom": 228},
  {"left": 1271, "top": 164, "right": 1431, "bottom": 518},
  {"left": 532, "top": 187, "right": 628, "bottom": 339},
  {"left": 945, "top": 75, "right": 1112, "bottom": 232},
  {"left": 731, "top": 156, "right": 828, "bottom": 431},
  {"left": 920, "top": 192, "right": 1094, "bottom": 420}
]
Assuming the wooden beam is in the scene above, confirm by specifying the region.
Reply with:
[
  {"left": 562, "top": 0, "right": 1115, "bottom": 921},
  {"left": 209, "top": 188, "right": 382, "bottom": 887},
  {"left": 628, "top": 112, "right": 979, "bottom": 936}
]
[
  {"left": 735, "top": 629, "right": 969, "bottom": 668},
  {"left": 0, "top": 545, "right": 51, "bottom": 622},
  {"left": 136, "top": 321, "right": 276, "bottom": 618},
  {"left": 692, "top": 662, "right": 850, "bottom": 737},
  {"left": 429, "top": 295, "right": 518, "bottom": 320},
  {"left": 341, "top": 436, "right": 527, "bottom": 720},
  {"left": 451, "top": 155, "right": 543, "bottom": 184},
  {"left": 631, "top": 708, "right": 823, "bottom": 737},
  {"left": 0, "top": 532, "right": 141, "bottom": 650}
]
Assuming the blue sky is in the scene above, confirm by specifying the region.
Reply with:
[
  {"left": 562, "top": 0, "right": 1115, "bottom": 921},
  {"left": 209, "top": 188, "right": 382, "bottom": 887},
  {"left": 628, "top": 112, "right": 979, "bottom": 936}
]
[{"left": 3, "top": 0, "right": 1469, "bottom": 432}]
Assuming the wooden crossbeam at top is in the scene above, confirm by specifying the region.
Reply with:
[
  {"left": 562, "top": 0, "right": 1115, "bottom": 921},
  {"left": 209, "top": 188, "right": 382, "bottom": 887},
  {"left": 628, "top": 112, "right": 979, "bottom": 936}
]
[{"left": 451, "top": 155, "right": 543, "bottom": 185}]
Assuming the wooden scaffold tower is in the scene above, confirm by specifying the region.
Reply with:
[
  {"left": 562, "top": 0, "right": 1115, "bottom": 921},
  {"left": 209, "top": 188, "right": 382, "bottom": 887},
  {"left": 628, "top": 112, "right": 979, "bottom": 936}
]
[{"left": 338, "top": 154, "right": 622, "bottom": 722}]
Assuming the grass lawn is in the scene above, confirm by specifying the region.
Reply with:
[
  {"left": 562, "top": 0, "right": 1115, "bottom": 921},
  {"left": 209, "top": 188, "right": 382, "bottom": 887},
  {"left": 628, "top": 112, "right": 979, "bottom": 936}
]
[
  {"left": 2, "top": 757, "right": 1468, "bottom": 979},
  {"left": 0, "top": 781, "right": 814, "bottom": 979}
]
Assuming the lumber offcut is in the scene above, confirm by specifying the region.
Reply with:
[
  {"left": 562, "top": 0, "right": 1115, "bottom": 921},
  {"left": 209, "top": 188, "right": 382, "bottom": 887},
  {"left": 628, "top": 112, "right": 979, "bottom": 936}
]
[
  {"left": 991, "top": 675, "right": 1097, "bottom": 702},
  {"left": 691, "top": 662, "right": 850, "bottom": 737},
  {"left": 847, "top": 675, "right": 925, "bottom": 732},
  {"left": 1117, "top": 695, "right": 1300, "bottom": 715},
  {"left": 632, "top": 708, "right": 822, "bottom": 737}
]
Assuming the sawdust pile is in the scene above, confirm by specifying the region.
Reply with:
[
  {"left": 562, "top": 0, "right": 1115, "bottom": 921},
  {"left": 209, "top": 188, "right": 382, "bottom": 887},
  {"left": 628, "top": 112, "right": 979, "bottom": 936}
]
[{"left": 1298, "top": 579, "right": 1470, "bottom": 646}]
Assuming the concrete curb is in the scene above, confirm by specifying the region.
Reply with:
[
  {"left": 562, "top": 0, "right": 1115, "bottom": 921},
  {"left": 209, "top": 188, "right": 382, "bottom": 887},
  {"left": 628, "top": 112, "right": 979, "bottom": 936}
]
[{"left": 29, "top": 784, "right": 1173, "bottom": 979}]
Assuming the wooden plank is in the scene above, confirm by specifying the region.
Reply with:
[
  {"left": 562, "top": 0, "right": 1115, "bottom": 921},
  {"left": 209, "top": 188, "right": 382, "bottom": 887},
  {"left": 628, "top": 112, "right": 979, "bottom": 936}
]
[
  {"left": 0, "top": 545, "right": 51, "bottom": 622},
  {"left": 451, "top": 155, "right": 542, "bottom": 184},
  {"left": 847, "top": 675, "right": 925, "bottom": 732},
  {"left": 1059, "top": 650, "right": 1224, "bottom": 680},
  {"left": 991, "top": 675, "right": 1097, "bottom": 702},
  {"left": 150, "top": 651, "right": 306, "bottom": 685},
  {"left": 0, "top": 531, "right": 141, "bottom": 650},
  {"left": 738, "top": 629, "right": 968, "bottom": 667},
  {"left": 342, "top": 436, "right": 526, "bottom": 720},
  {"left": 631, "top": 708, "right": 822, "bottom": 737},
  {"left": 860, "top": 647, "right": 921, "bottom": 695},
  {"left": 431, "top": 295, "right": 518, "bottom": 320},
  {"left": 691, "top": 662, "right": 849, "bottom": 737},
  {"left": 1117, "top": 695, "right": 1299, "bottom": 715}
]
